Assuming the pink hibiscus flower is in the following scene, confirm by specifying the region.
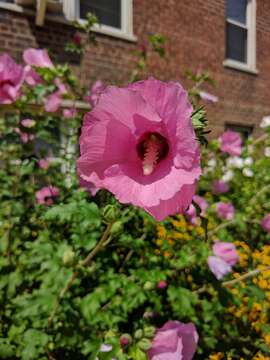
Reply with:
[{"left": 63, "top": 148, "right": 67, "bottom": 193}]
[
  {"left": 23, "top": 65, "right": 42, "bottom": 87},
  {"left": 148, "top": 320, "right": 198, "bottom": 360},
  {"left": 38, "top": 159, "right": 50, "bottom": 169},
  {"left": 213, "top": 242, "right": 239, "bottom": 266},
  {"left": 185, "top": 195, "right": 208, "bottom": 224},
  {"left": 36, "top": 186, "right": 59, "bottom": 205},
  {"left": 21, "top": 119, "right": 36, "bottom": 128},
  {"left": 212, "top": 180, "right": 229, "bottom": 195},
  {"left": 15, "top": 128, "right": 34, "bottom": 143},
  {"left": 77, "top": 78, "right": 201, "bottom": 221},
  {"left": 219, "top": 130, "right": 242, "bottom": 156},
  {"left": 216, "top": 202, "right": 235, "bottom": 220},
  {"left": 261, "top": 214, "right": 270, "bottom": 233},
  {"left": 207, "top": 256, "right": 232, "bottom": 280},
  {"left": 45, "top": 79, "right": 67, "bottom": 113},
  {"left": 23, "top": 48, "right": 54, "bottom": 68},
  {"left": 63, "top": 108, "right": 77, "bottom": 118},
  {"left": 0, "top": 54, "right": 24, "bottom": 104}
]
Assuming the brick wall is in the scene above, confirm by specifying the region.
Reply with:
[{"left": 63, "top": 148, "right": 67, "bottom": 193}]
[{"left": 0, "top": 0, "right": 269, "bottom": 137}]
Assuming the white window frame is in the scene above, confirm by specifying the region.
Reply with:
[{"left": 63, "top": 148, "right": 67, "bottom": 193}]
[
  {"left": 64, "top": 0, "right": 136, "bottom": 42},
  {"left": 223, "top": 0, "right": 257, "bottom": 74}
]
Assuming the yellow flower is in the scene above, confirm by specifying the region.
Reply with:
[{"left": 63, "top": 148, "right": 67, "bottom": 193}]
[
  {"left": 264, "top": 334, "right": 270, "bottom": 346},
  {"left": 209, "top": 353, "right": 223, "bottom": 360}
]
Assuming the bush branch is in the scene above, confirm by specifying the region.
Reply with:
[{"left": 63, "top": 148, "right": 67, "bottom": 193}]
[{"left": 47, "top": 223, "right": 112, "bottom": 328}]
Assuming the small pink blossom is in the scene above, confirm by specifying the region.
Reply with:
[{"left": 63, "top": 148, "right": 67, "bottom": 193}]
[
  {"left": 0, "top": 54, "right": 24, "bottom": 104},
  {"left": 213, "top": 242, "right": 239, "bottom": 266},
  {"left": 185, "top": 195, "right": 208, "bottom": 224},
  {"left": 199, "top": 91, "right": 218, "bottom": 103},
  {"left": 73, "top": 33, "right": 82, "bottom": 46},
  {"left": 219, "top": 130, "right": 242, "bottom": 156},
  {"left": 148, "top": 320, "right": 198, "bottom": 360},
  {"left": 23, "top": 65, "right": 42, "bottom": 86},
  {"left": 45, "top": 92, "right": 62, "bottom": 112},
  {"left": 100, "top": 344, "right": 112, "bottom": 353},
  {"left": 157, "top": 280, "right": 167, "bottom": 289},
  {"left": 38, "top": 159, "right": 50, "bottom": 169},
  {"left": 261, "top": 214, "right": 270, "bottom": 233},
  {"left": 15, "top": 128, "right": 34, "bottom": 143},
  {"left": 63, "top": 108, "right": 77, "bottom": 118},
  {"left": 185, "top": 204, "right": 197, "bottom": 224},
  {"left": 77, "top": 78, "right": 201, "bottom": 221},
  {"left": 54, "top": 78, "right": 67, "bottom": 95},
  {"left": 120, "top": 336, "right": 130, "bottom": 346},
  {"left": 212, "top": 180, "right": 229, "bottom": 195},
  {"left": 216, "top": 202, "right": 235, "bottom": 220},
  {"left": 193, "top": 195, "right": 208, "bottom": 216},
  {"left": 45, "top": 79, "right": 67, "bottom": 113},
  {"left": 23, "top": 48, "right": 54, "bottom": 68},
  {"left": 85, "top": 80, "right": 106, "bottom": 107},
  {"left": 207, "top": 256, "right": 232, "bottom": 280},
  {"left": 36, "top": 186, "right": 59, "bottom": 205},
  {"left": 21, "top": 119, "right": 36, "bottom": 128}
]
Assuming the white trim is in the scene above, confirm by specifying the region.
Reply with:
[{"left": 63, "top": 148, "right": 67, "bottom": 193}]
[
  {"left": 223, "top": 59, "right": 258, "bottom": 75},
  {"left": 226, "top": 18, "right": 248, "bottom": 30},
  {"left": 225, "top": 0, "right": 257, "bottom": 73},
  {"left": 0, "top": 2, "right": 27, "bottom": 12},
  {"left": 65, "top": 0, "right": 136, "bottom": 41}
]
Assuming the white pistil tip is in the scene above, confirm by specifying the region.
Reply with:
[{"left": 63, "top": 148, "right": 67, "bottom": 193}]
[{"left": 143, "top": 164, "right": 154, "bottom": 176}]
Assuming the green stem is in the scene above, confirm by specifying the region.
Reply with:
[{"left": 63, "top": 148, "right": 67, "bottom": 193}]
[{"left": 47, "top": 223, "right": 112, "bottom": 328}]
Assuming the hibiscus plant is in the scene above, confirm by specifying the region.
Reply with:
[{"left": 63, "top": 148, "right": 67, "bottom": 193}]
[{"left": 0, "top": 33, "right": 270, "bottom": 360}]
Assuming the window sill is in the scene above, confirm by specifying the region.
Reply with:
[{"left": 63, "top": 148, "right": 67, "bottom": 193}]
[
  {"left": 0, "top": 3, "right": 137, "bottom": 43},
  {"left": 0, "top": 2, "right": 29, "bottom": 13},
  {"left": 92, "top": 24, "right": 137, "bottom": 42},
  {"left": 223, "top": 59, "right": 258, "bottom": 75}
]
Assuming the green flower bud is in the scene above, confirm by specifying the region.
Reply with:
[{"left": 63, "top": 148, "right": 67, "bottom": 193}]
[
  {"left": 143, "top": 281, "right": 154, "bottom": 291},
  {"left": 137, "top": 338, "right": 152, "bottom": 351},
  {"left": 62, "top": 249, "right": 75, "bottom": 266},
  {"left": 110, "top": 220, "right": 123, "bottom": 235},
  {"left": 102, "top": 205, "right": 119, "bottom": 223},
  {"left": 143, "top": 326, "right": 156, "bottom": 338},
  {"left": 134, "top": 329, "right": 143, "bottom": 339}
]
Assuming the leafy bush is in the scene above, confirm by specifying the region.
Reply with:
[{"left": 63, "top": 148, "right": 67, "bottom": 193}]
[{"left": 1, "top": 22, "right": 270, "bottom": 360}]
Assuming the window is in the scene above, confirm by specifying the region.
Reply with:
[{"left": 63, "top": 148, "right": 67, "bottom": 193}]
[
  {"left": 225, "top": 123, "right": 253, "bottom": 140},
  {"left": 64, "top": 0, "right": 135, "bottom": 41},
  {"left": 224, "top": 0, "right": 257, "bottom": 74}
]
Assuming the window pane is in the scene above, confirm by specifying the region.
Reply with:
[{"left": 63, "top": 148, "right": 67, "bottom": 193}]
[
  {"left": 80, "top": 0, "right": 121, "bottom": 29},
  {"left": 225, "top": 123, "right": 253, "bottom": 140},
  {"left": 226, "top": 22, "right": 247, "bottom": 63},
  {"left": 226, "top": 0, "right": 247, "bottom": 24}
]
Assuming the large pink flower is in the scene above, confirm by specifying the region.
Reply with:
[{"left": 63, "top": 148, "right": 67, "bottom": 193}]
[
  {"left": 36, "top": 186, "right": 59, "bottom": 205},
  {"left": 216, "top": 202, "right": 235, "bottom": 220},
  {"left": 261, "top": 214, "right": 270, "bottom": 233},
  {"left": 23, "top": 48, "right": 54, "bottom": 68},
  {"left": 148, "top": 320, "right": 198, "bottom": 360},
  {"left": 219, "top": 130, "right": 242, "bottom": 156},
  {"left": 0, "top": 54, "right": 24, "bottom": 104},
  {"left": 213, "top": 242, "right": 239, "bottom": 266},
  {"left": 77, "top": 78, "right": 201, "bottom": 221}
]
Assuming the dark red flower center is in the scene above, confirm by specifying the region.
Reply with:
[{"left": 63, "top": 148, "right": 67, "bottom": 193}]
[{"left": 137, "top": 132, "right": 169, "bottom": 175}]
